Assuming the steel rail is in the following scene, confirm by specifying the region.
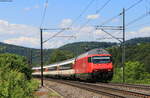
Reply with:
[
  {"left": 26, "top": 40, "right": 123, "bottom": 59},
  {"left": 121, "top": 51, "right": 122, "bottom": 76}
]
[
  {"left": 79, "top": 82, "right": 150, "bottom": 98},
  {"left": 45, "top": 78, "right": 125, "bottom": 98},
  {"left": 107, "top": 83, "right": 150, "bottom": 90},
  {"left": 44, "top": 78, "right": 150, "bottom": 98}
]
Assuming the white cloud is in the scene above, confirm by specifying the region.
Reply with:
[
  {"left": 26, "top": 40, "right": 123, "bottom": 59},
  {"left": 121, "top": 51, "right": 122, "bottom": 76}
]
[
  {"left": 139, "top": 26, "right": 150, "bottom": 33},
  {"left": 112, "top": 18, "right": 119, "bottom": 23},
  {"left": 0, "top": 19, "right": 71, "bottom": 48},
  {"left": 3, "top": 36, "right": 66, "bottom": 49},
  {"left": 94, "top": 30, "right": 105, "bottom": 35},
  {"left": 44, "top": 2, "right": 48, "bottom": 8},
  {"left": 126, "top": 27, "right": 150, "bottom": 39},
  {"left": 60, "top": 19, "right": 72, "bottom": 28},
  {"left": 24, "top": 7, "right": 32, "bottom": 11},
  {"left": 70, "top": 26, "right": 95, "bottom": 41},
  {"left": 0, "top": 20, "right": 39, "bottom": 36},
  {"left": 1, "top": 18, "right": 150, "bottom": 49},
  {"left": 24, "top": 4, "right": 40, "bottom": 11},
  {"left": 86, "top": 14, "right": 99, "bottom": 20},
  {"left": 94, "top": 26, "right": 150, "bottom": 42},
  {"left": 43, "top": 31, "right": 55, "bottom": 39},
  {"left": 44, "top": 40, "right": 64, "bottom": 49},
  {"left": 3, "top": 37, "right": 39, "bottom": 47},
  {"left": 0, "top": 20, "right": 41, "bottom": 48},
  {"left": 34, "top": 5, "right": 39, "bottom": 9}
]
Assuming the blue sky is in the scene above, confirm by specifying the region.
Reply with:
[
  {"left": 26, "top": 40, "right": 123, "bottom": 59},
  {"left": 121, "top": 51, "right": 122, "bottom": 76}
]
[{"left": 0, "top": 0, "right": 150, "bottom": 48}]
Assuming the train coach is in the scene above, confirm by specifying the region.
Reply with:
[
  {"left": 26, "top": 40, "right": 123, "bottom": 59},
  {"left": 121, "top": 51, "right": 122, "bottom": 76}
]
[{"left": 32, "top": 49, "right": 113, "bottom": 82}]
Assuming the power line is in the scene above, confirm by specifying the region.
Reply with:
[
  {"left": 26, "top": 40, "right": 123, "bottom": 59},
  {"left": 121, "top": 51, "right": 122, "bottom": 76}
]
[
  {"left": 42, "top": 28, "right": 69, "bottom": 43},
  {"left": 42, "top": 0, "right": 95, "bottom": 43},
  {"left": 96, "top": 30, "right": 122, "bottom": 41},
  {"left": 45, "top": 0, "right": 112, "bottom": 42},
  {"left": 70, "top": 0, "right": 96, "bottom": 26},
  {"left": 126, "top": 21, "right": 150, "bottom": 29},
  {"left": 100, "top": 14, "right": 122, "bottom": 26},
  {"left": 125, "top": 0, "right": 144, "bottom": 12},
  {"left": 99, "top": 29, "right": 122, "bottom": 42},
  {"left": 74, "top": 0, "right": 112, "bottom": 38},
  {"left": 96, "top": 0, "right": 112, "bottom": 13},
  {"left": 126, "top": 11, "right": 150, "bottom": 26},
  {"left": 100, "top": 0, "right": 144, "bottom": 26},
  {"left": 95, "top": 0, "right": 145, "bottom": 43},
  {"left": 40, "top": 0, "right": 48, "bottom": 28},
  {"left": 93, "top": 0, "right": 144, "bottom": 43}
]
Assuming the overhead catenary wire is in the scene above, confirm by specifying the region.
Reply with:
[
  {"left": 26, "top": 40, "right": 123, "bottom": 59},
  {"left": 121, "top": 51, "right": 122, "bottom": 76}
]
[
  {"left": 100, "top": 0, "right": 144, "bottom": 26},
  {"left": 83, "top": 0, "right": 147, "bottom": 39},
  {"left": 126, "top": 21, "right": 150, "bottom": 29},
  {"left": 43, "top": 0, "right": 95, "bottom": 43},
  {"left": 96, "top": 0, "right": 112, "bottom": 13},
  {"left": 42, "top": 29, "right": 68, "bottom": 43},
  {"left": 74, "top": 0, "right": 113, "bottom": 39},
  {"left": 66, "top": 0, "right": 113, "bottom": 43},
  {"left": 40, "top": 0, "right": 48, "bottom": 28},
  {"left": 70, "top": 0, "right": 96, "bottom": 26},
  {"left": 95, "top": 0, "right": 145, "bottom": 42},
  {"left": 43, "top": 0, "right": 145, "bottom": 44},
  {"left": 83, "top": 0, "right": 112, "bottom": 27},
  {"left": 126, "top": 11, "right": 150, "bottom": 26},
  {"left": 125, "top": 0, "right": 144, "bottom": 12}
]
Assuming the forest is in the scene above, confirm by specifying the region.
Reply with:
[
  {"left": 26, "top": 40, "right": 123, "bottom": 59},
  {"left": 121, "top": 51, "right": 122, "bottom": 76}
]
[
  {"left": 0, "top": 37, "right": 150, "bottom": 86},
  {"left": 0, "top": 37, "right": 150, "bottom": 66},
  {"left": 48, "top": 38, "right": 150, "bottom": 84}
]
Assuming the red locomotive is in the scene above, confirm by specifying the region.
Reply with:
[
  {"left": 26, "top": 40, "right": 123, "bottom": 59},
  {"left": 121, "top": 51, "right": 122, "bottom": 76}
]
[{"left": 32, "top": 49, "right": 113, "bottom": 82}]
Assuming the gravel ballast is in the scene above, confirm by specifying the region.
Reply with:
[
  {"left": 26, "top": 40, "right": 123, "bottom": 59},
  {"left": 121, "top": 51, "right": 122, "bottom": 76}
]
[{"left": 44, "top": 80, "right": 110, "bottom": 98}]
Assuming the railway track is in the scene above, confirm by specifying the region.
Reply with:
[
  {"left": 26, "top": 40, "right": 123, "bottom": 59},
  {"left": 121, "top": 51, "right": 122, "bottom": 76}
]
[
  {"left": 95, "top": 82, "right": 150, "bottom": 96},
  {"left": 108, "top": 83, "right": 150, "bottom": 90},
  {"left": 44, "top": 78, "right": 150, "bottom": 98}
]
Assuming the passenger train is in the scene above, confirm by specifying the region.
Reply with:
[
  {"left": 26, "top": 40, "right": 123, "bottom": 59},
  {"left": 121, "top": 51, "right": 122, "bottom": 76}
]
[{"left": 32, "top": 49, "right": 113, "bottom": 82}]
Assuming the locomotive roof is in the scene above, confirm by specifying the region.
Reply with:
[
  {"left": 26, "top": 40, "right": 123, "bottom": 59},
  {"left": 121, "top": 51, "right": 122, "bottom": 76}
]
[
  {"left": 77, "top": 49, "right": 109, "bottom": 59},
  {"left": 88, "top": 49, "right": 109, "bottom": 54},
  {"left": 32, "top": 49, "right": 109, "bottom": 70}
]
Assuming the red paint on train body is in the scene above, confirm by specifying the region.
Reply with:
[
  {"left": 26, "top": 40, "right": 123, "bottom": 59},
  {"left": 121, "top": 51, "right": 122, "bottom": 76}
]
[
  {"left": 32, "top": 49, "right": 113, "bottom": 82},
  {"left": 73, "top": 49, "right": 113, "bottom": 81}
]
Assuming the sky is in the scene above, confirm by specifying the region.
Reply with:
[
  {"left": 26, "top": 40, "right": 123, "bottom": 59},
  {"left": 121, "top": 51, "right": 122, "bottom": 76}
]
[{"left": 0, "top": 0, "right": 150, "bottom": 49}]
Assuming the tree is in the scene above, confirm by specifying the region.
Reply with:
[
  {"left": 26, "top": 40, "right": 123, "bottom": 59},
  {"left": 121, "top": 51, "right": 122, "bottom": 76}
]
[
  {"left": 49, "top": 49, "right": 74, "bottom": 64},
  {"left": 0, "top": 53, "right": 32, "bottom": 79},
  {"left": 111, "top": 61, "right": 150, "bottom": 84},
  {"left": 125, "top": 61, "right": 146, "bottom": 80},
  {"left": 144, "top": 54, "right": 150, "bottom": 73},
  {"left": 0, "top": 53, "right": 39, "bottom": 98}
]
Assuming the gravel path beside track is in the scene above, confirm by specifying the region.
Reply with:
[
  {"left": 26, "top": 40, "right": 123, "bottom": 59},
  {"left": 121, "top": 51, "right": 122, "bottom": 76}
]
[{"left": 44, "top": 80, "right": 109, "bottom": 98}]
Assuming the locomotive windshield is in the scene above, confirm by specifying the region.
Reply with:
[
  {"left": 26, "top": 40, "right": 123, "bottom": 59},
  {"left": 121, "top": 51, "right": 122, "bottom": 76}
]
[{"left": 92, "top": 56, "right": 111, "bottom": 64}]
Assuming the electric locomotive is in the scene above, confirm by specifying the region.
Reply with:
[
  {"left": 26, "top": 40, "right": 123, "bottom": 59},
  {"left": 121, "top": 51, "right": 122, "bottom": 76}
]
[
  {"left": 74, "top": 49, "right": 113, "bottom": 82},
  {"left": 32, "top": 49, "right": 113, "bottom": 82}
]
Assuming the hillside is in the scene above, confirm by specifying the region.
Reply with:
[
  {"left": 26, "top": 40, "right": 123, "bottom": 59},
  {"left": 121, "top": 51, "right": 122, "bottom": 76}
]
[
  {"left": 59, "top": 41, "right": 117, "bottom": 56},
  {"left": 109, "top": 43, "right": 150, "bottom": 73},
  {"left": 0, "top": 42, "right": 54, "bottom": 66},
  {"left": 0, "top": 41, "right": 117, "bottom": 66},
  {"left": 126, "top": 37, "right": 150, "bottom": 45},
  {"left": 0, "top": 37, "right": 150, "bottom": 66}
]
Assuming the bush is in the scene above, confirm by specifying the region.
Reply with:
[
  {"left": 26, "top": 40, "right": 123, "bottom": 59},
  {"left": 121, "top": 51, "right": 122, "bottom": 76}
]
[
  {"left": 0, "top": 54, "right": 39, "bottom": 98},
  {"left": 0, "top": 53, "right": 32, "bottom": 80},
  {"left": 111, "top": 61, "right": 150, "bottom": 84}
]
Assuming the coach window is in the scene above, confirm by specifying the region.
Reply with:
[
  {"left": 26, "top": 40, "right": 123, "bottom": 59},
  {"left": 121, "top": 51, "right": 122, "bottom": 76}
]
[
  {"left": 48, "top": 66, "right": 57, "bottom": 71},
  {"left": 60, "top": 64, "right": 72, "bottom": 70}
]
